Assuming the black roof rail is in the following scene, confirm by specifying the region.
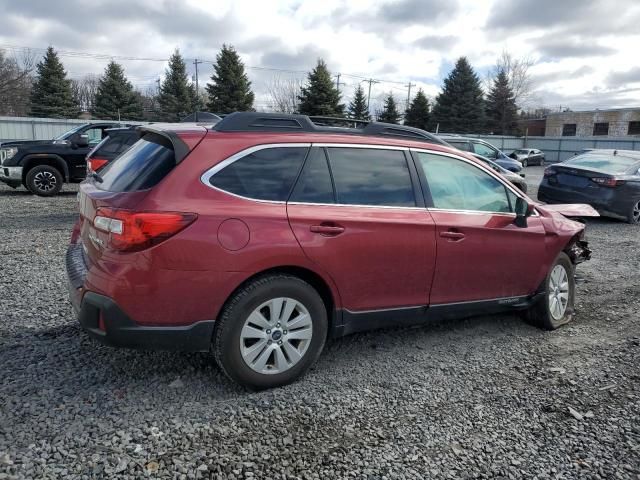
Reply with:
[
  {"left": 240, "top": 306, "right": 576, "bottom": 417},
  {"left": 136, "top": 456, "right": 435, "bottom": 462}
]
[{"left": 212, "top": 112, "right": 448, "bottom": 146}]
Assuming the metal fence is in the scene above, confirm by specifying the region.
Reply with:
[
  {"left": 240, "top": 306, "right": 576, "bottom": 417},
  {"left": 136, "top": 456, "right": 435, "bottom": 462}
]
[
  {"left": 469, "top": 134, "right": 640, "bottom": 163},
  {"left": 0, "top": 116, "right": 143, "bottom": 142}
]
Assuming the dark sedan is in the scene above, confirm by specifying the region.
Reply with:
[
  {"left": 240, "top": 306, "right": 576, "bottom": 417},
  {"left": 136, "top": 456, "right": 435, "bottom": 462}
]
[{"left": 538, "top": 150, "right": 640, "bottom": 224}]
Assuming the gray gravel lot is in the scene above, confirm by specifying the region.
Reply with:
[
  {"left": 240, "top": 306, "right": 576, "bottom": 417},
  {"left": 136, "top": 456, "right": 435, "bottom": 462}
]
[{"left": 1, "top": 167, "right": 639, "bottom": 479}]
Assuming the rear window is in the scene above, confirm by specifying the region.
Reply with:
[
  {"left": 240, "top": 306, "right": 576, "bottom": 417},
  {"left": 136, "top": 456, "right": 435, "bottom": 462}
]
[
  {"left": 93, "top": 132, "right": 138, "bottom": 160},
  {"left": 96, "top": 133, "right": 175, "bottom": 192},
  {"left": 563, "top": 154, "right": 639, "bottom": 175}
]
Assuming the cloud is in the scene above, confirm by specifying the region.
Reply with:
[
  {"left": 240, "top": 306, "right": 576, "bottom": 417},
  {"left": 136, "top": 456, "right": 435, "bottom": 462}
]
[
  {"left": 378, "top": 0, "right": 455, "bottom": 24},
  {"left": 535, "top": 38, "right": 616, "bottom": 60},
  {"left": 413, "top": 34, "right": 458, "bottom": 51},
  {"left": 606, "top": 67, "right": 640, "bottom": 88}
]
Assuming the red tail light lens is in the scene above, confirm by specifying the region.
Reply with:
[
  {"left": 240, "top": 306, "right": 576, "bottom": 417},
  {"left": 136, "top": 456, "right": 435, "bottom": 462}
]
[
  {"left": 87, "top": 157, "right": 109, "bottom": 173},
  {"left": 590, "top": 177, "right": 624, "bottom": 187},
  {"left": 93, "top": 208, "right": 197, "bottom": 252}
]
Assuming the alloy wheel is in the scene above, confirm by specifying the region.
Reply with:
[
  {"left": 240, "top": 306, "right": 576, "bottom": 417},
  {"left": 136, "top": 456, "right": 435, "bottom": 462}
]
[
  {"left": 240, "top": 297, "right": 313, "bottom": 375},
  {"left": 33, "top": 171, "right": 58, "bottom": 192},
  {"left": 548, "top": 265, "right": 570, "bottom": 320},
  {"left": 632, "top": 201, "right": 640, "bottom": 224}
]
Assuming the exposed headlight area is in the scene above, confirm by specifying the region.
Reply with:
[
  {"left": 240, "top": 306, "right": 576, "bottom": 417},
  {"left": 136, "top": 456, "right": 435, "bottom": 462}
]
[{"left": 0, "top": 147, "right": 18, "bottom": 165}]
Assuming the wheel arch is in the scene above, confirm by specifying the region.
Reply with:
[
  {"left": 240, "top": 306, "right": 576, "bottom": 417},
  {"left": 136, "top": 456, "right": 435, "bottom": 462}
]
[
  {"left": 21, "top": 154, "right": 69, "bottom": 182},
  {"left": 216, "top": 265, "right": 341, "bottom": 336}
]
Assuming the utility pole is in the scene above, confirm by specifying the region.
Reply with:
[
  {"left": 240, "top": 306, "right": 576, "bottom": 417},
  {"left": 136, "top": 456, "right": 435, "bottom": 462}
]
[
  {"left": 335, "top": 73, "right": 344, "bottom": 92},
  {"left": 405, "top": 81, "right": 416, "bottom": 111},
  {"left": 156, "top": 78, "right": 161, "bottom": 93},
  {"left": 362, "top": 78, "right": 380, "bottom": 110},
  {"left": 193, "top": 59, "right": 203, "bottom": 122}
]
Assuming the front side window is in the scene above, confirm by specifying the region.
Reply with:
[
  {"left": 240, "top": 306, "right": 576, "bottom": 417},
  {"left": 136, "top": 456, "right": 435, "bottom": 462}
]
[
  {"left": 473, "top": 142, "right": 498, "bottom": 159},
  {"left": 85, "top": 127, "right": 105, "bottom": 145},
  {"left": 417, "top": 152, "right": 512, "bottom": 213},
  {"left": 326, "top": 148, "right": 415, "bottom": 207},
  {"left": 209, "top": 147, "right": 308, "bottom": 201}
]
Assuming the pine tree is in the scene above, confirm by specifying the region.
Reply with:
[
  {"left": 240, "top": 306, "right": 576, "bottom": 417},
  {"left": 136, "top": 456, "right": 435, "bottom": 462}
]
[
  {"left": 157, "top": 49, "right": 196, "bottom": 121},
  {"left": 485, "top": 70, "right": 518, "bottom": 135},
  {"left": 92, "top": 61, "right": 143, "bottom": 120},
  {"left": 431, "top": 57, "right": 485, "bottom": 133},
  {"left": 377, "top": 93, "right": 401, "bottom": 124},
  {"left": 404, "top": 89, "right": 430, "bottom": 130},
  {"left": 206, "top": 44, "right": 254, "bottom": 113},
  {"left": 347, "top": 84, "right": 370, "bottom": 120},
  {"left": 29, "top": 47, "right": 78, "bottom": 118},
  {"left": 298, "top": 59, "right": 344, "bottom": 116}
]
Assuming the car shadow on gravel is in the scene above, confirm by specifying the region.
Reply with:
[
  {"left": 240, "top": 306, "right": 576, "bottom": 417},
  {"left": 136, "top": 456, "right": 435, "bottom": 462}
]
[
  {"left": 2, "top": 311, "right": 538, "bottom": 400},
  {"left": 0, "top": 189, "right": 78, "bottom": 197}
]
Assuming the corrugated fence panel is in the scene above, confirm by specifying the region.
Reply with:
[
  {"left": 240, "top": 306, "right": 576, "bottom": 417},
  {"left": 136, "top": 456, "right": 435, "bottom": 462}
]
[{"left": 0, "top": 116, "right": 144, "bottom": 142}]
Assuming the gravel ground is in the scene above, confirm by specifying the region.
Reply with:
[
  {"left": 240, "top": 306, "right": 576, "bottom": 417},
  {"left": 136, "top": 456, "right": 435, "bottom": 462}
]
[{"left": 1, "top": 168, "right": 639, "bottom": 479}]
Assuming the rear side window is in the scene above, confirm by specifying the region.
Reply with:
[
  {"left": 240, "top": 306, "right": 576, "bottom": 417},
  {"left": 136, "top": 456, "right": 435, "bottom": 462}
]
[
  {"left": 209, "top": 147, "right": 308, "bottom": 201},
  {"left": 97, "top": 133, "right": 175, "bottom": 192},
  {"left": 290, "top": 148, "right": 335, "bottom": 204},
  {"left": 326, "top": 148, "right": 415, "bottom": 207}
]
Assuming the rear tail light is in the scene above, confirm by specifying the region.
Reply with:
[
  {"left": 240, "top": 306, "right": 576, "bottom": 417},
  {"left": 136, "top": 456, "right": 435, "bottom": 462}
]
[
  {"left": 543, "top": 167, "right": 556, "bottom": 177},
  {"left": 590, "top": 177, "right": 625, "bottom": 187},
  {"left": 93, "top": 208, "right": 197, "bottom": 252},
  {"left": 87, "top": 157, "right": 109, "bottom": 173}
]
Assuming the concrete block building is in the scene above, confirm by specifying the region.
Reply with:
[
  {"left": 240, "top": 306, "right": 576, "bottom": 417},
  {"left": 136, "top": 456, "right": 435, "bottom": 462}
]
[{"left": 545, "top": 108, "right": 640, "bottom": 137}]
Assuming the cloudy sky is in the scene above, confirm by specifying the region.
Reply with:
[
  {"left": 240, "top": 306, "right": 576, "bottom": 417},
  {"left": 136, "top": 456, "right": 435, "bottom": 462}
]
[{"left": 1, "top": 0, "right": 639, "bottom": 113}]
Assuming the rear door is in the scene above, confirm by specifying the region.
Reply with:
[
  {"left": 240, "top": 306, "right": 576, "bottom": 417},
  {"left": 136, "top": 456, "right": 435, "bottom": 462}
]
[
  {"left": 412, "top": 149, "right": 546, "bottom": 304},
  {"left": 287, "top": 146, "right": 437, "bottom": 312}
]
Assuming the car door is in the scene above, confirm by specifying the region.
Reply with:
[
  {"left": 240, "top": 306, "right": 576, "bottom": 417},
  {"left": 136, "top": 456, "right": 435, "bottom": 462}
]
[
  {"left": 472, "top": 141, "right": 499, "bottom": 160},
  {"left": 287, "top": 146, "right": 437, "bottom": 312},
  {"left": 412, "top": 149, "right": 547, "bottom": 305},
  {"left": 68, "top": 126, "right": 108, "bottom": 179}
]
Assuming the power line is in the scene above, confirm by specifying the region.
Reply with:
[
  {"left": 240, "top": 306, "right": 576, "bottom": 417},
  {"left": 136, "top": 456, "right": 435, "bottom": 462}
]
[{"left": 0, "top": 43, "right": 413, "bottom": 89}]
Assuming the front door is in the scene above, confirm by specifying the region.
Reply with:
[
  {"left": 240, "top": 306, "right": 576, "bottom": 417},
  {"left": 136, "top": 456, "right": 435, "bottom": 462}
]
[
  {"left": 412, "top": 149, "right": 547, "bottom": 305},
  {"left": 287, "top": 146, "right": 437, "bottom": 312}
]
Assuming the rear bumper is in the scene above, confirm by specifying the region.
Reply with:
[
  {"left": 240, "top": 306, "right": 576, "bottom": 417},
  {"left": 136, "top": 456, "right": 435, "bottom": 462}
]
[
  {"left": 78, "top": 292, "right": 214, "bottom": 352},
  {"left": 66, "top": 242, "right": 214, "bottom": 352},
  {"left": 538, "top": 183, "right": 626, "bottom": 219}
]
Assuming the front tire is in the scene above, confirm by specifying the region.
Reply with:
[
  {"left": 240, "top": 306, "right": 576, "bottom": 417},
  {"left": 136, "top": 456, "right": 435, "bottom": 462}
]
[
  {"left": 213, "top": 274, "right": 328, "bottom": 390},
  {"left": 522, "top": 158, "right": 528, "bottom": 167},
  {"left": 526, "top": 252, "right": 575, "bottom": 330},
  {"left": 26, "top": 165, "right": 63, "bottom": 196}
]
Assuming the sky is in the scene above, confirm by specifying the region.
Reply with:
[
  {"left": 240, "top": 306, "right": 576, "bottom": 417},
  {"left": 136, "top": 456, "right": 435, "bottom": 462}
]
[{"left": 1, "top": 0, "right": 639, "bottom": 113}]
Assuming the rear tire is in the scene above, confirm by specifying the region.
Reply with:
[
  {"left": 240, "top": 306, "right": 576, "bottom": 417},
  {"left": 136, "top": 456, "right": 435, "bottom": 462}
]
[
  {"left": 525, "top": 252, "right": 575, "bottom": 330},
  {"left": 627, "top": 199, "right": 640, "bottom": 224},
  {"left": 213, "top": 274, "right": 328, "bottom": 390},
  {"left": 26, "top": 165, "right": 63, "bottom": 196}
]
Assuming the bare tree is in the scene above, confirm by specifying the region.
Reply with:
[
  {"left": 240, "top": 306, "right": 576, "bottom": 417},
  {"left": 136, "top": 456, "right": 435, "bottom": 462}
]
[
  {"left": 0, "top": 48, "right": 36, "bottom": 116},
  {"left": 70, "top": 75, "right": 100, "bottom": 113},
  {"left": 486, "top": 50, "right": 535, "bottom": 108},
  {"left": 266, "top": 76, "right": 303, "bottom": 113}
]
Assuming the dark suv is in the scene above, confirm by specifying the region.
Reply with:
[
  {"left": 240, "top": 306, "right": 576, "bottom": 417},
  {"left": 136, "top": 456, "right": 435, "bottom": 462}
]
[
  {"left": 67, "top": 113, "right": 595, "bottom": 389},
  {"left": 0, "top": 122, "right": 122, "bottom": 196}
]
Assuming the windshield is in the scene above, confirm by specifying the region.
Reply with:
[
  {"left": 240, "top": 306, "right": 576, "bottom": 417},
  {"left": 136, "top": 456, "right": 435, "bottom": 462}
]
[
  {"left": 53, "top": 125, "right": 84, "bottom": 141},
  {"left": 563, "top": 153, "right": 639, "bottom": 174}
]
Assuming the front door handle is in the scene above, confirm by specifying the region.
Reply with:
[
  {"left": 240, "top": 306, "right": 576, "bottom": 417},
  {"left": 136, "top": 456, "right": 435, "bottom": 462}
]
[
  {"left": 440, "top": 230, "right": 465, "bottom": 241},
  {"left": 310, "top": 224, "right": 345, "bottom": 236}
]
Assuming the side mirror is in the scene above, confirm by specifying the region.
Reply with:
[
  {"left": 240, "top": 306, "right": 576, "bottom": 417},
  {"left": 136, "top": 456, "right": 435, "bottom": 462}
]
[
  {"left": 71, "top": 133, "right": 89, "bottom": 148},
  {"left": 514, "top": 197, "right": 533, "bottom": 228}
]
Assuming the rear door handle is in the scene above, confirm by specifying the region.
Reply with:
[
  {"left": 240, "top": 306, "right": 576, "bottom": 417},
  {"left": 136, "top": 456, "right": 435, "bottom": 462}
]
[
  {"left": 440, "top": 230, "right": 465, "bottom": 241},
  {"left": 310, "top": 224, "right": 345, "bottom": 236}
]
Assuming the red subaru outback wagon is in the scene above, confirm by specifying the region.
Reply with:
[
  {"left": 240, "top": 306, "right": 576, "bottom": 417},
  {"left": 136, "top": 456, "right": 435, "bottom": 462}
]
[{"left": 67, "top": 113, "right": 594, "bottom": 389}]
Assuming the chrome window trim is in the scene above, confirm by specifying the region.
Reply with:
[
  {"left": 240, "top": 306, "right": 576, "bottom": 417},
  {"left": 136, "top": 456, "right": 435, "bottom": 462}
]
[
  {"left": 201, "top": 142, "right": 418, "bottom": 207},
  {"left": 410, "top": 147, "right": 539, "bottom": 217}
]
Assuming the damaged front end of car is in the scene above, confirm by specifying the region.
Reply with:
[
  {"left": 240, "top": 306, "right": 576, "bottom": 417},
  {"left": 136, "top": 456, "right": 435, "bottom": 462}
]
[{"left": 566, "top": 238, "right": 592, "bottom": 264}]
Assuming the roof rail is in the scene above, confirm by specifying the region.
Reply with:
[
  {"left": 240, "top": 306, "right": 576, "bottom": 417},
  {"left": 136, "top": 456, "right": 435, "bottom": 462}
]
[{"left": 212, "top": 112, "right": 448, "bottom": 146}]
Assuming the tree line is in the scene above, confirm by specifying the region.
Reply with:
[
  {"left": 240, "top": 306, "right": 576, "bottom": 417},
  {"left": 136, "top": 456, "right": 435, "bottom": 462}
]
[{"left": 1, "top": 45, "right": 527, "bottom": 134}]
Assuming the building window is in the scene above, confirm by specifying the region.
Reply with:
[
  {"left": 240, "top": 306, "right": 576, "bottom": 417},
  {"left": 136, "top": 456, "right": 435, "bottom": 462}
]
[
  {"left": 628, "top": 121, "right": 640, "bottom": 135},
  {"left": 562, "top": 124, "right": 577, "bottom": 136},
  {"left": 593, "top": 122, "right": 609, "bottom": 136}
]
